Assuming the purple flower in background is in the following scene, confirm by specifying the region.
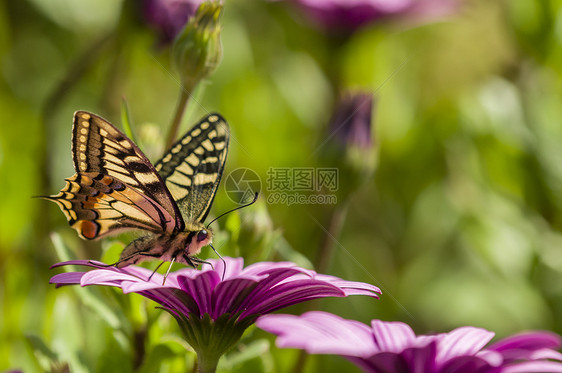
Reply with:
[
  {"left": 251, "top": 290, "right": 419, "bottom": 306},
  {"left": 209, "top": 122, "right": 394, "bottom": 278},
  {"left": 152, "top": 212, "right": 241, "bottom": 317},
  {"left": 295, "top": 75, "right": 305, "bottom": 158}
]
[
  {"left": 257, "top": 311, "right": 562, "bottom": 373},
  {"left": 143, "top": 0, "right": 205, "bottom": 43},
  {"left": 279, "top": 0, "right": 461, "bottom": 34},
  {"left": 50, "top": 258, "right": 380, "bottom": 372}
]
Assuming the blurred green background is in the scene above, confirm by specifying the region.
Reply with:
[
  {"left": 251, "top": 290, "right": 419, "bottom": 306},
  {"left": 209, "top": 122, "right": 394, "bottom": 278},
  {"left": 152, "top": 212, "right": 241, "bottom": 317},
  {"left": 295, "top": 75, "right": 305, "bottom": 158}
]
[{"left": 1, "top": 0, "right": 562, "bottom": 372}]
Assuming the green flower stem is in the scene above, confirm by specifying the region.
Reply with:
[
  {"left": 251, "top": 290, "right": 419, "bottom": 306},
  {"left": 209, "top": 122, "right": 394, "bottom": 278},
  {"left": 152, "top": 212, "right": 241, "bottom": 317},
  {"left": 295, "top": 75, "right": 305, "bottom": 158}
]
[
  {"left": 165, "top": 1, "right": 223, "bottom": 150},
  {"left": 165, "top": 88, "right": 191, "bottom": 150},
  {"left": 292, "top": 201, "right": 350, "bottom": 373},
  {"left": 195, "top": 349, "right": 221, "bottom": 373},
  {"left": 315, "top": 201, "right": 350, "bottom": 274}
]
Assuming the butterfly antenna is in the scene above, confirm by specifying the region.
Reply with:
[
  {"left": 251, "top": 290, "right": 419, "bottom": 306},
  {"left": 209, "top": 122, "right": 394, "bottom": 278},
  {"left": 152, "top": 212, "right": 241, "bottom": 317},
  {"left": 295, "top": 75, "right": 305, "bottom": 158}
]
[
  {"left": 147, "top": 260, "right": 166, "bottom": 282},
  {"left": 209, "top": 243, "right": 226, "bottom": 280},
  {"left": 206, "top": 192, "right": 259, "bottom": 229}
]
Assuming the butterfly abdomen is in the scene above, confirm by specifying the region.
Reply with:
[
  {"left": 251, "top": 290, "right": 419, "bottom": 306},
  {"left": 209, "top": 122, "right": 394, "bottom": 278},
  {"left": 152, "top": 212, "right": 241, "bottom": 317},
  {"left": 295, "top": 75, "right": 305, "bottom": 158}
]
[{"left": 117, "top": 231, "right": 200, "bottom": 268}]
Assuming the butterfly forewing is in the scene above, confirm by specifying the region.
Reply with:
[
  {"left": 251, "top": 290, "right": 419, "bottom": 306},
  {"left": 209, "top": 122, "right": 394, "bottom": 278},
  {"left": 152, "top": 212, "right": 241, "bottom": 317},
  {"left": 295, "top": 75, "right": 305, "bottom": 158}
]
[
  {"left": 154, "top": 113, "right": 229, "bottom": 223},
  {"left": 45, "top": 172, "right": 176, "bottom": 239},
  {"left": 72, "top": 111, "right": 184, "bottom": 230}
]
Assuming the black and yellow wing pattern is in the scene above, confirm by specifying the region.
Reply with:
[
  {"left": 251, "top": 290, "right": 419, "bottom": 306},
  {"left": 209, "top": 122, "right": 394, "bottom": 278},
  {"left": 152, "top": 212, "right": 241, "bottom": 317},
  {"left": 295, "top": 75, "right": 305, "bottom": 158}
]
[
  {"left": 154, "top": 113, "right": 229, "bottom": 224},
  {"left": 71, "top": 111, "right": 183, "bottom": 229},
  {"left": 44, "top": 111, "right": 229, "bottom": 249},
  {"left": 47, "top": 172, "right": 176, "bottom": 239}
]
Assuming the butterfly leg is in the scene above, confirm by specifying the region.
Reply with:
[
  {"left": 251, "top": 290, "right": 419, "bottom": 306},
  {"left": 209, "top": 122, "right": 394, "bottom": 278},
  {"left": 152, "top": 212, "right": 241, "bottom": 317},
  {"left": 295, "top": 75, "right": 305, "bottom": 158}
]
[
  {"left": 181, "top": 254, "right": 197, "bottom": 268},
  {"left": 147, "top": 260, "right": 166, "bottom": 282},
  {"left": 185, "top": 255, "right": 215, "bottom": 271},
  {"left": 161, "top": 256, "right": 177, "bottom": 285}
]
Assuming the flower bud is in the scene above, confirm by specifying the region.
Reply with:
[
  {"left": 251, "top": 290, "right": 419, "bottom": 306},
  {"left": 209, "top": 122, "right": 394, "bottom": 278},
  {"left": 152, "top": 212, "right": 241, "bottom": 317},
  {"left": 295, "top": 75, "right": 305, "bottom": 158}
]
[
  {"left": 172, "top": 1, "right": 223, "bottom": 90},
  {"left": 320, "top": 91, "right": 377, "bottom": 199}
]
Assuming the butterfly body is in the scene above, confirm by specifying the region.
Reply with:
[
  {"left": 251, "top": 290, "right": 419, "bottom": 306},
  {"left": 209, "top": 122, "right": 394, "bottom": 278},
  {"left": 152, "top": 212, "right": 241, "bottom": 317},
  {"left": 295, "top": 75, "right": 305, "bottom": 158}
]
[
  {"left": 44, "top": 111, "right": 229, "bottom": 268},
  {"left": 116, "top": 225, "right": 213, "bottom": 268}
]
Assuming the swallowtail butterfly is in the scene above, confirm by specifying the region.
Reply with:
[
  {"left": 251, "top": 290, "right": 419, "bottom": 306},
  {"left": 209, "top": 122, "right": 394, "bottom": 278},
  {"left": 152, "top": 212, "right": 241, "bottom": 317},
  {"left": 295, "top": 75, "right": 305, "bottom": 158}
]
[{"left": 44, "top": 111, "right": 229, "bottom": 269}]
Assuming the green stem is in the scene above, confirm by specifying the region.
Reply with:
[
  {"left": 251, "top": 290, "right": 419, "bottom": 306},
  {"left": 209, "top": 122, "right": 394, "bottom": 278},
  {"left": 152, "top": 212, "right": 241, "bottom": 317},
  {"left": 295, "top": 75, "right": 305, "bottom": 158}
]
[
  {"left": 314, "top": 201, "right": 350, "bottom": 274},
  {"left": 165, "top": 89, "right": 191, "bottom": 150},
  {"left": 292, "top": 201, "right": 350, "bottom": 373},
  {"left": 195, "top": 349, "right": 221, "bottom": 373}
]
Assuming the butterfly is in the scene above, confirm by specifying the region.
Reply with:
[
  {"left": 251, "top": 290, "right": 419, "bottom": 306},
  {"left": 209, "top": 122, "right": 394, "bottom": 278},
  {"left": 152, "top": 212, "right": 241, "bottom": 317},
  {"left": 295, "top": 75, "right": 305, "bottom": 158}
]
[{"left": 43, "top": 110, "right": 229, "bottom": 270}]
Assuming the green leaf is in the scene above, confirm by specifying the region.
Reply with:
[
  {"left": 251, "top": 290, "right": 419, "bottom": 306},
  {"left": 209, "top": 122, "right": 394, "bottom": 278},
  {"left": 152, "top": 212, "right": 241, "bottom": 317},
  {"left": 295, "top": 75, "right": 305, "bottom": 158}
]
[
  {"left": 138, "top": 343, "right": 187, "bottom": 373},
  {"left": 50, "top": 233, "right": 130, "bottom": 345},
  {"left": 25, "top": 334, "right": 60, "bottom": 372},
  {"left": 275, "top": 236, "right": 313, "bottom": 269},
  {"left": 120, "top": 98, "right": 137, "bottom": 144},
  {"left": 219, "top": 339, "right": 272, "bottom": 372}
]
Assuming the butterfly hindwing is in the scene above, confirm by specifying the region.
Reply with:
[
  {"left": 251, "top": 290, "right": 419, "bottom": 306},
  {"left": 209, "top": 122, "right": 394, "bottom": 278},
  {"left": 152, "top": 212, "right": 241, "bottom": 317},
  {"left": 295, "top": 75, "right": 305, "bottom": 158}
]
[
  {"left": 45, "top": 172, "right": 176, "bottom": 239},
  {"left": 154, "top": 113, "right": 229, "bottom": 223},
  {"left": 72, "top": 111, "right": 184, "bottom": 230}
]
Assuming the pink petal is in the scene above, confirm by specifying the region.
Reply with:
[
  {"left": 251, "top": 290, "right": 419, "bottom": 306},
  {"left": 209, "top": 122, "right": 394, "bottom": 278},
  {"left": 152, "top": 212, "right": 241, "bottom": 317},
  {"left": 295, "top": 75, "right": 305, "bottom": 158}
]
[
  {"left": 211, "top": 278, "right": 260, "bottom": 319},
  {"left": 216, "top": 257, "right": 245, "bottom": 279},
  {"left": 435, "top": 327, "right": 494, "bottom": 364},
  {"left": 120, "top": 278, "right": 178, "bottom": 293},
  {"left": 241, "top": 280, "right": 345, "bottom": 318},
  {"left": 236, "top": 268, "right": 313, "bottom": 311},
  {"left": 371, "top": 319, "right": 417, "bottom": 353},
  {"left": 315, "top": 274, "right": 381, "bottom": 296},
  {"left": 257, "top": 312, "right": 376, "bottom": 357},
  {"left": 529, "top": 348, "right": 562, "bottom": 361},
  {"left": 176, "top": 271, "right": 220, "bottom": 315},
  {"left": 141, "top": 288, "right": 194, "bottom": 316},
  {"left": 488, "top": 331, "right": 561, "bottom": 354},
  {"left": 502, "top": 361, "right": 562, "bottom": 373},
  {"left": 474, "top": 349, "right": 503, "bottom": 367},
  {"left": 80, "top": 269, "right": 141, "bottom": 287},
  {"left": 241, "top": 261, "right": 308, "bottom": 277},
  {"left": 50, "top": 272, "right": 86, "bottom": 286}
]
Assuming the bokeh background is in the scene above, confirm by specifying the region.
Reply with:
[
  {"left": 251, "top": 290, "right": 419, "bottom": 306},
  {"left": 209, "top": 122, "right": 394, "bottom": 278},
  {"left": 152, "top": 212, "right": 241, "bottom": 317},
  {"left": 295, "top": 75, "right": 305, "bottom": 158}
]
[{"left": 1, "top": 0, "right": 562, "bottom": 372}]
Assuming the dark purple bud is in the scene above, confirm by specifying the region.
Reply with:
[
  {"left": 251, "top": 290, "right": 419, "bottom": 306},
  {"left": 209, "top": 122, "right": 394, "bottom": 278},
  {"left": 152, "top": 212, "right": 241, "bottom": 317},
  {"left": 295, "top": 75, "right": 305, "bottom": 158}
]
[
  {"left": 320, "top": 91, "right": 377, "bottom": 196},
  {"left": 329, "top": 91, "right": 374, "bottom": 151},
  {"left": 143, "top": 0, "right": 205, "bottom": 44}
]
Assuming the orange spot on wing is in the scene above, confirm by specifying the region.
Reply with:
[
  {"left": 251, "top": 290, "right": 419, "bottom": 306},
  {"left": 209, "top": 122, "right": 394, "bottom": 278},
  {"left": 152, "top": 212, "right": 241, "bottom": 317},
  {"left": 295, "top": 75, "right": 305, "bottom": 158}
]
[
  {"left": 101, "top": 176, "right": 113, "bottom": 186},
  {"left": 78, "top": 220, "right": 100, "bottom": 239},
  {"left": 81, "top": 175, "right": 93, "bottom": 185}
]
